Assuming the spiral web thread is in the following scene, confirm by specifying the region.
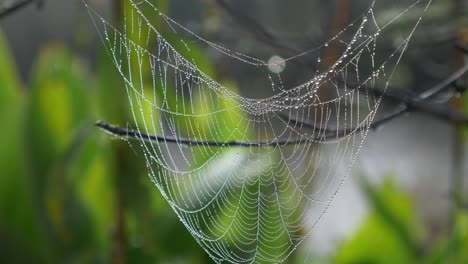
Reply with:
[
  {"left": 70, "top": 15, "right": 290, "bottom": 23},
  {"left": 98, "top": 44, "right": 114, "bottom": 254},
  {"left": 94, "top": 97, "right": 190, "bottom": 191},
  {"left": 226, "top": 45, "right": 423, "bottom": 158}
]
[{"left": 85, "top": 0, "right": 432, "bottom": 263}]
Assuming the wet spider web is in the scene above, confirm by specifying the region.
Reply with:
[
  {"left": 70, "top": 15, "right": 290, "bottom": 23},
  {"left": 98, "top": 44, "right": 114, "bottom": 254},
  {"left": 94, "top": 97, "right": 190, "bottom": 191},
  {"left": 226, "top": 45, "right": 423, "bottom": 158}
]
[{"left": 84, "top": 0, "right": 432, "bottom": 263}]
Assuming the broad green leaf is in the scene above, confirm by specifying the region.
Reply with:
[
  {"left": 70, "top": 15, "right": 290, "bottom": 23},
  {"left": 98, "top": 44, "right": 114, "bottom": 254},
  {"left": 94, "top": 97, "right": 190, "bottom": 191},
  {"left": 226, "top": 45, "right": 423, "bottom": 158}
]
[
  {"left": 29, "top": 46, "right": 90, "bottom": 161},
  {"left": 334, "top": 178, "right": 423, "bottom": 264},
  {"left": 0, "top": 29, "right": 21, "bottom": 109},
  {"left": 71, "top": 133, "right": 116, "bottom": 253},
  {"left": 0, "top": 29, "right": 44, "bottom": 262},
  {"left": 27, "top": 46, "right": 102, "bottom": 260}
]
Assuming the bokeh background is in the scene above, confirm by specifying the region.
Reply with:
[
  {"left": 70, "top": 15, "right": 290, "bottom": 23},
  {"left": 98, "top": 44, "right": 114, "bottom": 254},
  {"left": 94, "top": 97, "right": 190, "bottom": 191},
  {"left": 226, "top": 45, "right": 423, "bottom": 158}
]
[{"left": 0, "top": 0, "right": 467, "bottom": 263}]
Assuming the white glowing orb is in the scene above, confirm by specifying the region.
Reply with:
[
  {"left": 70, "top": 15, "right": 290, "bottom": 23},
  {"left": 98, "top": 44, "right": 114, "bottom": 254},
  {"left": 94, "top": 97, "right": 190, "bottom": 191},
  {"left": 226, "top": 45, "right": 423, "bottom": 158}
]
[{"left": 267, "top": 55, "right": 286, "bottom": 74}]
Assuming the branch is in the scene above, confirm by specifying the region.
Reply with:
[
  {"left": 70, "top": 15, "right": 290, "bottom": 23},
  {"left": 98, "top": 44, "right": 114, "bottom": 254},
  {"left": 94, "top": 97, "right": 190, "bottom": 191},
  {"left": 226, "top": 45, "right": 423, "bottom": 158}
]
[
  {"left": 215, "top": 0, "right": 468, "bottom": 127},
  {"left": 455, "top": 43, "right": 468, "bottom": 57},
  {"left": 97, "top": 2, "right": 468, "bottom": 147},
  {"left": 0, "top": 0, "right": 42, "bottom": 19},
  {"left": 214, "top": 0, "right": 303, "bottom": 58},
  {"left": 214, "top": 0, "right": 320, "bottom": 71},
  {"left": 96, "top": 121, "right": 309, "bottom": 147},
  {"left": 288, "top": 63, "right": 468, "bottom": 132},
  {"left": 372, "top": 62, "right": 468, "bottom": 127},
  {"left": 97, "top": 61, "right": 468, "bottom": 147}
]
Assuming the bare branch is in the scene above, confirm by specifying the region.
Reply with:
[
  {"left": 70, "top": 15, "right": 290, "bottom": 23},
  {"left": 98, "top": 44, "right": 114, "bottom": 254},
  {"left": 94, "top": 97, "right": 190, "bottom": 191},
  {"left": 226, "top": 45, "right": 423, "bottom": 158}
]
[
  {"left": 214, "top": 0, "right": 303, "bottom": 58},
  {"left": 96, "top": 121, "right": 310, "bottom": 147},
  {"left": 288, "top": 63, "right": 468, "bottom": 131},
  {"left": 455, "top": 42, "right": 468, "bottom": 56},
  {"left": 96, "top": 60, "right": 468, "bottom": 148},
  {"left": 214, "top": 0, "right": 468, "bottom": 126},
  {"left": 0, "top": 0, "right": 42, "bottom": 19},
  {"left": 96, "top": 1, "right": 468, "bottom": 147}
]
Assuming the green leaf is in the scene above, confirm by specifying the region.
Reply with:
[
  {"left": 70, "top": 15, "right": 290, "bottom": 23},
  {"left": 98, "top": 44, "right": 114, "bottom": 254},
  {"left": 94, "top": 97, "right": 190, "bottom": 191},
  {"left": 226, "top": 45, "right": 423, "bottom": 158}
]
[
  {"left": 28, "top": 46, "right": 91, "bottom": 161},
  {"left": 0, "top": 29, "right": 44, "bottom": 262},
  {"left": 26, "top": 45, "right": 102, "bottom": 260},
  {"left": 334, "top": 178, "right": 423, "bottom": 264},
  {"left": 426, "top": 210, "right": 468, "bottom": 264},
  {"left": 0, "top": 29, "right": 21, "bottom": 109}
]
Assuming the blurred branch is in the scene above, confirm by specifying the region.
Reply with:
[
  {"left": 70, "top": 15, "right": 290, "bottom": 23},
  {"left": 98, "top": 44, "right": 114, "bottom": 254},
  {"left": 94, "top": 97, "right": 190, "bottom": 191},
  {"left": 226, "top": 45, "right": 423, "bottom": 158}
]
[
  {"left": 286, "top": 62, "right": 468, "bottom": 132},
  {"left": 97, "top": 58, "right": 468, "bottom": 147},
  {"left": 455, "top": 42, "right": 468, "bottom": 56},
  {"left": 215, "top": 0, "right": 468, "bottom": 124},
  {"left": 0, "top": 0, "right": 42, "bottom": 19},
  {"left": 214, "top": 0, "right": 303, "bottom": 58},
  {"left": 97, "top": 2, "right": 468, "bottom": 147},
  {"left": 320, "top": 0, "right": 353, "bottom": 69},
  {"left": 369, "top": 61, "right": 468, "bottom": 127},
  {"left": 214, "top": 0, "right": 320, "bottom": 71},
  {"left": 97, "top": 69, "right": 468, "bottom": 148}
]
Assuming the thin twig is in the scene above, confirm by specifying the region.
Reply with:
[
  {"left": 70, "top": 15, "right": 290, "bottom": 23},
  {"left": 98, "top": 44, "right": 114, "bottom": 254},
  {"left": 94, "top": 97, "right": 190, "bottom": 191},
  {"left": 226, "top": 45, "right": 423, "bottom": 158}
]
[
  {"left": 286, "top": 63, "right": 468, "bottom": 131},
  {"left": 215, "top": 0, "right": 468, "bottom": 126},
  {"left": 214, "top": 0, "right": 319, "bottom": 71},
  {"left": 214, "top": 0, "right": 303, "bottom": 57},
  {"left": 455, "top": 43, "right": 468, "bottom": 55},
  {"left": 368, "top": 63, "right": 468, "bottom": 127},
  {"left": 0, "top": 0, "right": 41, "bottom": 19},
  {"left": 96, "top": 121, "right": 310, "bottom": 147}
]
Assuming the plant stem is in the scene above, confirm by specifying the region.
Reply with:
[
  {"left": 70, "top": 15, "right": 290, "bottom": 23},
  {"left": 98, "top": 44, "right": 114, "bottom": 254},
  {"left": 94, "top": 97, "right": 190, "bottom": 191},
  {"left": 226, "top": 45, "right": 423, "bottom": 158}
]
[{"left": 448, "top": 0, "right": 466, "bottom": 261}]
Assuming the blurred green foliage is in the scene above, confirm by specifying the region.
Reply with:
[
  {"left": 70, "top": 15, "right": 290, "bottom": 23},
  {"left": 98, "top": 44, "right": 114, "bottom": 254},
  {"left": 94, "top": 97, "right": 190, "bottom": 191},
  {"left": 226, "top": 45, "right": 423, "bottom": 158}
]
[
  {"left": 0, "top": 24, "right": 207, "bottom": 263},
  {"left": 0, "top": 1, "right": 255, "bottom": 263},
  {"left": 333, "top": 178, "right": 468, "bottom": 264},
  {"left": 335, "top": 179, "right": 423, "bottom": 264}
]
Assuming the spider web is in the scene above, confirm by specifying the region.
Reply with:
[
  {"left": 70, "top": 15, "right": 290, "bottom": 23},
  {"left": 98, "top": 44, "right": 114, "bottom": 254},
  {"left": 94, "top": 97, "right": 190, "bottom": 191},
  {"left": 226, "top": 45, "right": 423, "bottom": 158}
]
[{"left": 84, "top": 0, "right": 432, "bottom": 263}]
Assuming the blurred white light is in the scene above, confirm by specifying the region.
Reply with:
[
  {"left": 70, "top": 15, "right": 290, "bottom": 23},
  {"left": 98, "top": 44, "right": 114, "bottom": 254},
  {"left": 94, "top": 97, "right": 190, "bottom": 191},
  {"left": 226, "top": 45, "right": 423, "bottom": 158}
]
[{"left": 267, "top": 55, "right": 286, "bottom": 74}]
